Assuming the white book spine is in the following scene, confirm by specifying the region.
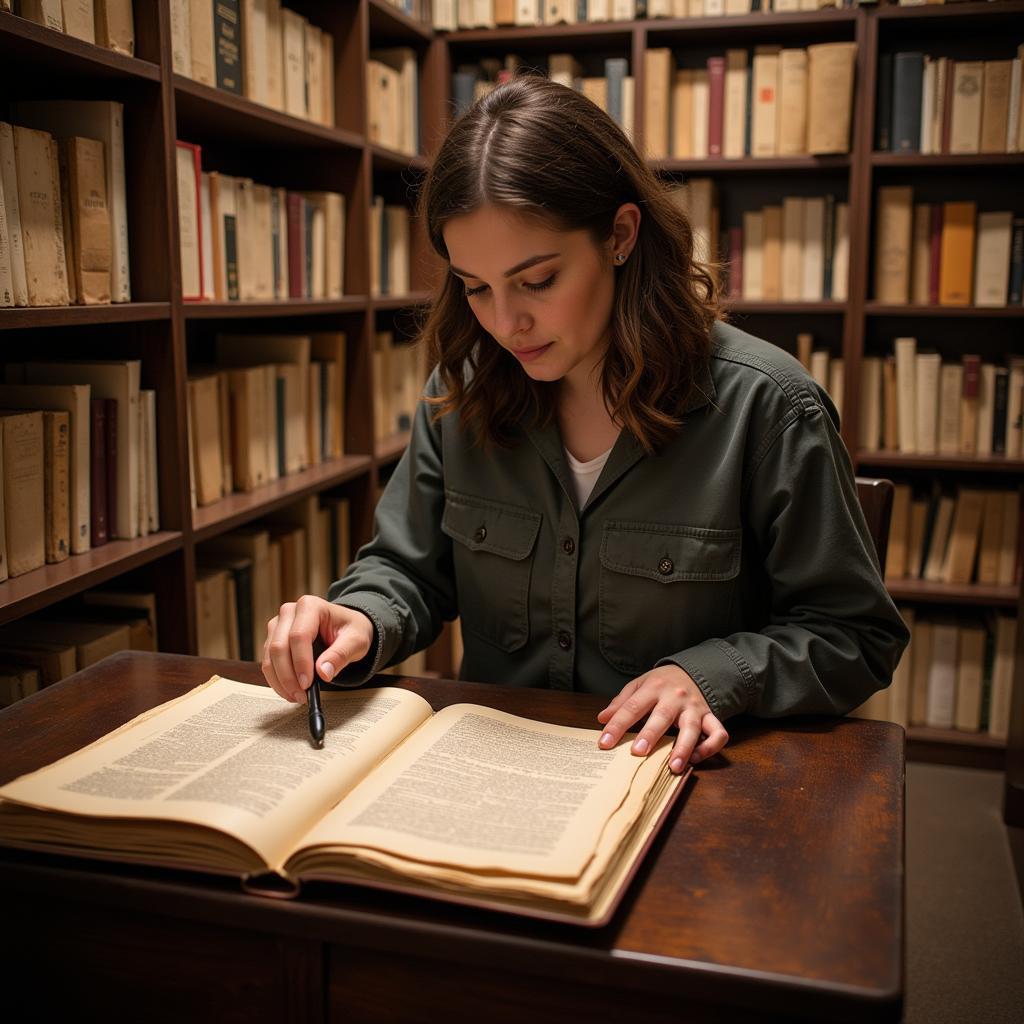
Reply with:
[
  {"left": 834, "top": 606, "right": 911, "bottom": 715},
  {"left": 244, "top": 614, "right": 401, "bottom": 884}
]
[{"left": 924, "top": 623, "right": 958, "bottom": 730}]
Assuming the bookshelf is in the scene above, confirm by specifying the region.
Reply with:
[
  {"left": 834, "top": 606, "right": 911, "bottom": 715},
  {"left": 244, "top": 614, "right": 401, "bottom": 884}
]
[{"left": 1, "top": 2, "right": 1021, "bottom": 782}]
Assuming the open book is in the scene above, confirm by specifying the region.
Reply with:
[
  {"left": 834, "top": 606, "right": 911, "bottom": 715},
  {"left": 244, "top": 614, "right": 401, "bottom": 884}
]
[{"left": 0, "top": 677, "right": 689, "bottom": 926}]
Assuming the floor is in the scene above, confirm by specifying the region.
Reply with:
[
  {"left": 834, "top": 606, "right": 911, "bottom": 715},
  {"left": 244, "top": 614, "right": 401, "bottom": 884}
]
[{"left": 905, "top": 763, "right": 1024, "bottom": 1024}]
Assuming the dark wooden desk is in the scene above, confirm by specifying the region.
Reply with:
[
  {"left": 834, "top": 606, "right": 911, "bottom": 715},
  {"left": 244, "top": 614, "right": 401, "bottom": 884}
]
[{"left": 0, "top": 652, "right": 904, "bottom": 1023}]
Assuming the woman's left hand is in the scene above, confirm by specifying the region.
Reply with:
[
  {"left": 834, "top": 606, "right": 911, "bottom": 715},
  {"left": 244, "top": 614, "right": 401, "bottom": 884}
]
[{"left": 596, "top": 664, "right": 729, "bottom": 774}]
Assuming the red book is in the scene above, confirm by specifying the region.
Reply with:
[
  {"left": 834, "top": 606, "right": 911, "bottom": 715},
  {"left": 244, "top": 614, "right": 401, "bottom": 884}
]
[
  {"left": 89, "top": 399, "right": 108, "bottom": 548},
  {"left": 707, "top": 57, "right": 726, "bottom": 158},
  {"left": 286, "top": 192, "right": 306, "bottom": 299},
  {"left": 962, "top": 354, "right": 981, "bottom": 399},
  {"left": 940, "top": 62, "right": 956, "bottom": 155},
  {"left": 928, "top": 203, "right": 943, "bottom": 305},
  {"left": 104, "top": 397, "right": 118, "bottom": 540},
  {"left": 728, "top": 226, "right": 743, "bottom": 298}
]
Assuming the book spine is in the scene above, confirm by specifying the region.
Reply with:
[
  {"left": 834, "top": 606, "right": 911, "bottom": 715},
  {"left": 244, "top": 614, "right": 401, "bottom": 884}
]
[
  {"left": 104, "top": 396, "right": 118, "bottom": 538},
  {"left": 215, "top": 0, "right": 243, "bottom": 95},
  {"left": 876, "top": 52, "right": 893, "bottom": 151},
  {"left": 892, "top": 52, "right": 924, "bottom": 153},
  {"left": 90, "top": 398, "right": 108, "bottom": 547},
  {"left": 991, "top": 367, "right": 1009, "bottom": 454},
  {"left": 1009, "top": 218, "right": 1024, "bottom": 305},
  {"left": 928, "top": 203, "right": 942, "bottom": 306},
  {"left": 707, "top": 56, "right": 725, "bottom": 158}
]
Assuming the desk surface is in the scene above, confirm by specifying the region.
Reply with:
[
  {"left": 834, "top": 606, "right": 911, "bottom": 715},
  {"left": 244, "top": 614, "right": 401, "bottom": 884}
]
[{"left": 0, "top": 652, "right": 904, "bottom": 1022}]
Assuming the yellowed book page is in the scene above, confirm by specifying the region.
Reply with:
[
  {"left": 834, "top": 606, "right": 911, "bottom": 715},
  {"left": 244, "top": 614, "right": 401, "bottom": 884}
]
[
  {"left": 0, "top": 677, "right": 434, "bottom": 875},
  {"left": 300, "top": 704, "right": 657, "bottom": 879}
]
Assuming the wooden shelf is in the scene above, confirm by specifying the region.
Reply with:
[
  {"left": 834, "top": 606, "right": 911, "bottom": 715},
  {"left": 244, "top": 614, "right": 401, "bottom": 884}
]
[
  {"left": 444, "top": 22, "right": 632, "bottom": 45},
  {"left": 886, "top": 580, "right": 1018, "bottom": 608},
  {"left": 0, "top": 532, "right": 183, "bottom": 627},
  {"left": 876, "top": 0, "right": 1024, "bottom": 22},
  {"left": 907, "top": 725, "right": 1005, "bottom": 749},
  {"left": 653, "top": 155, "right": 850, "bottom": 174},
  {"left": 857, "top": 451, "right": 1024, "bottom": 474},
  {"left": 372, "top": 292, "right": 432, "bottom": 310},
  {"left": 865, "top": 303, "right": 1024, "bottom": 318},
  {"left": 370, "top": 143, "right": 429, "bottom": 172},
  {"left": 368, "top": 0, "right": 433, "bottom": 42},
  {"left": 643, "top": 9, "right": 857, "bottom": 34},
  {"left": 375, "top": 431, "right": 411, "bottom": 465},
  {"left": 871, "top": 152, "right": 1024, "bottom": 169},
  {"left": 906, "top": 727, "right": 1006, "bottom": 770},
  {"left": 724, "top": 300, "right": 846, "bottom": 314},
  {"left": 0, "top": 11, "right": 161, "bottom": 83},
  {"left": 183, "top": 299, "right": 368, "bottom": 319},
  {"left": 0, "top": 304, "right": 172, "bottom": 329},
  {"left": 173, "top": 75, "right": 364, "bottom": 152},
  {"left": 191, "top": 456, "right": 373, "bottom": 543}
]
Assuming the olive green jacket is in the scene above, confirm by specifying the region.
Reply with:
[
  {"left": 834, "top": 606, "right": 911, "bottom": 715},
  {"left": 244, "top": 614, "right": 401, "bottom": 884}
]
[{"left": 327, "top": 321, "right": 909, "bottom": 721}]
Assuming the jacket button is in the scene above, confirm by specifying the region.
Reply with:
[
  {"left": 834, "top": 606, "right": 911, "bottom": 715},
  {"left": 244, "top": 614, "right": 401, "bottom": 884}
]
[
  {"left": 558, "top": 632, "right": 572, "bottom": 650},
  {"left": 474, "top": 526, "right": 487, "bottom": 543},
  {"left": 658, "top": 558, "right": 674, "bottom": 575},
  {"left": 562, "top": 538, "right": 575, "bottom": 555}
]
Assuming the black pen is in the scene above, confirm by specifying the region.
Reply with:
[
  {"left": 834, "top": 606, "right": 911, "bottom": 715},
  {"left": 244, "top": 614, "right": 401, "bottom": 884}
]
[{"left": 307, "top": 638, "right": 327, "bottom": 749}]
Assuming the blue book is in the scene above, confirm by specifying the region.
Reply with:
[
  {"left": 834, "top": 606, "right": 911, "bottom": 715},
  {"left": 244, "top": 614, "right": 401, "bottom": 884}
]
[
  {"left": 452, "top": 71, "right": 477, "bottom": 118},
  {"left": 605, "top": 58, "right": 628, "bottom": 130}
]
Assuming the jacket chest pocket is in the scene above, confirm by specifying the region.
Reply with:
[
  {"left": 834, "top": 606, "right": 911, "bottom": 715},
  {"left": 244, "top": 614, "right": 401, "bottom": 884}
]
[
  {"left": 599, "top": 521, "right": 742, "bottom": 675},
  {"left": 442, "top": 491, "right": 542, "bottom": 652}
]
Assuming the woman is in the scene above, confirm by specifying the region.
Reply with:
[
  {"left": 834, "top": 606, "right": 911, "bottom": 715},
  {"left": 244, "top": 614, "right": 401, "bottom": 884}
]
[{"left": 262, "top": 75, "right": 908, "bottom": 774}]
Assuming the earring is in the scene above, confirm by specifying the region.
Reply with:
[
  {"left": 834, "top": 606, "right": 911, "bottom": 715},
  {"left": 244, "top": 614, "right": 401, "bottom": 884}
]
[{"left": 615, "top": 252, "right": 626, "bottom": 264}]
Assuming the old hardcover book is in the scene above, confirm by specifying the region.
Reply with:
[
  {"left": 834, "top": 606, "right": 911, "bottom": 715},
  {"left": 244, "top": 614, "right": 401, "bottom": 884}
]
[
  {"left": 0, "top": 176, "right": 13, "bottom": 308},
  {"left": 922, "top": 495, "right": 956, "bottom": 583},
  {"left": 1006, "top": 357, "right": 1024, "bottom": 459},
  {"left": 761, "top": 205, "right": 782, "bottom": 301},
  {"left": 975, "top": 363, "right": 996, "bottom": 456},
  {"left": 305, "top": 22, "right": 324, "bottom": 126},
  {"left": 806, "top": 42, "right": 856, "bottom": 154},
  {"left": 924, "top": 621, "right": 958, "bottom": 730},
  {"left": 0, "top": 667, "right": 40, "bottom": 708},
  {"left": 13, "top": 127, "right": 70, "bottom": 307},
  {"left": 41, "top": 410, "right": 70, "bottom": 564},
  {"left": 979, "top": 60, "right": 1011, "bottom": 154},
  {"left": 241, "top": 0, "right": 269, "bottom": 105},
  {"left": 170, "top": 0, "right": 191, "bottom": 75},
  {"left": 973, "top": 210, "right": 1012, "bottom": 307},
  {"left": 940, "top": 488, "right": 984, "bottom": 584},
  {"left": 937, "top": 362, "right": 962, "bottom": 456},
  {"left": 214, "top": 0, "right": 243, "bottom": 94},
  {"left": 953, "top": 625, "right": 985, "bottom": 732},
  {"left": 282, "top": 8, "right": 307, "bottom": 118},
  {"left": 187, "top": 374, "right": 224, "bottom": 507},
  {"left": 776, "top": 48, "right": 808, "bottom": 156},
  {"left": 195, "top": 568, "right": 233, "bottom": 658},
  {"left": 89, "top": 397, "right": 108, "bottom": 545},
  {"left": 225, "top": 367, "right": 268, "bottom": 492},
  {"left": 894, "top": 336, "right": 917, "bottom": 452},
  {"left": 874, "top": 186, "right": 913, "bottom": 304},
  {"left": 691, "top": 69, "right": 709, "bottom": 159},
  {"left": 644, "top": 49, "right": 672, "bottom": 160},
  {"left": 948, "top": 61, "right": 984, "bottom": 154},
  {"left": 988, "top": 616, "right": 1016, "bottom": 741},
  {"left": 882, "top": 356, "right": 898, "bottom": 451},
  {"left": 64, "top": 136, "right": 111, "bottom": 304},
  {"left": 741, "top": 210, "right": 763, "bottom": 300},
  {"left": 959, "top": 355, "right": 981, "bottom": 455},
  {"left": 780, "top": 197, "right": 803, "bottom": 301},
  {"left": 910, "top": 203, "right": 931, "bottom": 305},
  {"left": 19, "top": 0, "right": 62, "bottom": 30},
  {"left": 751, "top": 46, "right": 780, "bottom": 157},
  {"left": 265, "top": 0, "right": 285, "bottom": 110},
  {"left": 997, "top": 490, "right": 1020, "bottom": 586},
  {"left": 723, "top": 50, "right": 748, "bottom": 159},
  {"left": 707, "top": 56, "right": 725, "bottom": 158},
  {"left": 885, "top": 482, "right": 911, "bottom": 580},
  {"left": 95, "top": 0, "right": 134, "bottom": 56},
  {"left": 801, "top": 196, "right": 824, "bottom": 302},
  {"left": 977, "top": 489, "right": 1004, "bottom": 586},
  {"left": 891, "top": 51, "right": 924, "bottom": 152},
  {"left": 0, "top": 676, "right": 689, "bottom": 926},
  {"left": 321, "top": 31, "right": 335, "bottom": 127},
  {"left": 859, "top": 356, "right": 883, "bottom": 454},
  {"left": 0, "top": 411, "right": 45, "bottom": 576},
  {"left": 0, "top": 124, "right": 28, "bottom": 308},
  {"left": 915, "top": 351, "right": 942, "bottom": 455},
  {"left": 206, "top": 529, "right": 272, "bottom": 656},
  {"left": 61, "top": 0, "right": 95, "bottom": 42},
  {"left": 938, "top": 201, "right": 976, "bottom": 306},
  {"left": 0, "top": 638, "right": 75, "bottom": 687},
  {"left": 189, "top": 0, "right": 216, "bottom": 87},
  {"left": 670, "top": 69, "right": 693, "bottom": 159},
  {"left": 908, "top": 617, "right": 932, "bottom": 726}
]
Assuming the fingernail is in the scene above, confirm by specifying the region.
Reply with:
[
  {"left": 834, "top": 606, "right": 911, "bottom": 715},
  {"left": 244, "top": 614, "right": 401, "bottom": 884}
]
[
  {"left": 298, "top": 674, "right": 309, "bottom": 689},
  {"left": 599, "top": 732, "right": 614, "bottom": 748},
  {"left": 670, "top": 757, "right": 684, "bottom": 773},
  {"left": 632, "top": 737, "right": 649, "bottom": 755},
  {"left": 320, "top": 661, "right": 335, "bottom": 681}
]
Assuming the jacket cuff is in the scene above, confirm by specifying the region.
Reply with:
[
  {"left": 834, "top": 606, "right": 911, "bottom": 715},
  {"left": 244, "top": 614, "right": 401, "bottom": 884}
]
[
  {"left": 657, "top": 640, "right": 756, "bottom": 721},
  {"left": 328, "top": 593, "right": 402, "bottom": 687}
]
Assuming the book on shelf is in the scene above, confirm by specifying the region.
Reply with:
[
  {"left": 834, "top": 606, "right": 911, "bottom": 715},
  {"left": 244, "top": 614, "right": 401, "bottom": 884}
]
[
  {"left": 369, "top": 199, "right": 411, "bottom": 298},
  {"left": 175, "top": 141, "right": 203, "bottom": 302},
  {"left": 0, "top": 674, "right": 690, "bottom": 925},
  {"left": 11, "top": 0, "right": 134, "bottom": 55},
  {"left": 373, "top": 332, "right": 428, "bottom": 443},
  {"left": 368, "top": 48, "right": 419, "bottom": 156}
]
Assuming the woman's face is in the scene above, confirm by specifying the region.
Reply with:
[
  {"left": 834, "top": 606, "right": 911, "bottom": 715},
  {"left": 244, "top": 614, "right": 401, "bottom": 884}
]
[{"left": 443, "top": 204, "right": 617, "bottom": 391}]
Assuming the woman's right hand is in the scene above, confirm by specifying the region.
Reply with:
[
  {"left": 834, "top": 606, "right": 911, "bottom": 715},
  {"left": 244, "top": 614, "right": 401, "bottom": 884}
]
[{"left": 261, "top": 596, "right": 375, "bottom": 703}]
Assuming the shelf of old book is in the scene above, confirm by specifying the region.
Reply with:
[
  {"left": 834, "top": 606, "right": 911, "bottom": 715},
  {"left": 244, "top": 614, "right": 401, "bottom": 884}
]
[
  {"left": 0, "top": 11, "right": 160, "bottom": 84},
  {"left": 371, "top": 291, "right": 432, "bottom": 311},
  {"left": 370, "top": 142, "right": 429, "bottom": 172},
  {"left": 886, "top": 580, "right": 1019, "bottom": 609},
  {"left": 375, "top": 430, "right": 411, "bottom": 466},
  {"left": 643, "top": 9, "right": 857, "bottom": 41},
  {"left": 445, "top": 23, "right": 633, "bottom": 46},
  {"left": 876, "top": 0, "right": 1024, "bottom": 23},
  {"left": 183, "top": 299, "right": 369, "bottom": 320},
  {"left": 173, "top": 75, "right": 364, "bottom": 154},
  {"left": 857, "top": 452, "right": 1024, "bottom": 474},
  {"left": 864, "top": 304, "right": 1024, "bottom": 318},
  {"left": 724, "top": 300, "right": 846, "bottom": 315},
  {"left": 0, "top": 304, "right": 173, "bottom": 330},
  {"left": 870, "top": 154, "right": 1024, "bottom": 169},
  {"left": 368, "top": 0, "right": 433, "bottom": 42},
  {"left": 653, "top": 156, "right": 851, "bottom": 175},
  {"left": 191, "top": 455, "right": 373, "bottom": 544},
  {"left": 0, "top": 532, "right": 183, "bottom": 628},
  {"left": 905, "top": 726, "right": 1005, "bottom": 751}
]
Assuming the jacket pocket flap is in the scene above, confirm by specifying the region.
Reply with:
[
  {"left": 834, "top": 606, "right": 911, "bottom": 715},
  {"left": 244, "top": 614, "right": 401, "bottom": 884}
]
[
  {"left": 442, "top": 491, "right": 542, "bottom": 561},
  {"left": 600, "top": 521, "right": 741, "bottom": 582}
]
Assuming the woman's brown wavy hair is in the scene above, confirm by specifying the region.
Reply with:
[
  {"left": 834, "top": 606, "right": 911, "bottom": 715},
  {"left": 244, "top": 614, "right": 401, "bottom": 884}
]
[{"left": 418, "top": 74, "right": 721, "bottom": 453}]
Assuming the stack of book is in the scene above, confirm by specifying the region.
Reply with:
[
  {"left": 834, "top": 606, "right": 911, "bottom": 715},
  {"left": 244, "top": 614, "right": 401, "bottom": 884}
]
[
  {"left": 795, "top": 334, "right": 845, "bottom": 420},
  {"left": 853, "top": 608, "right": 1017, "bottom": 742},
  {"left": 877, "top": 48, "right": 1024, "bottom": 155},
  {"left": 727, "top": 195, "right": 850, "bottom": 302},
  {"left": 874, "top": 190, "right": 1023, "bottom": 307},
  {"left": 0, "top": 361, "right": 159, "bottom": 576},
  {"left": 186, "top": 333, "right": 347, "bottom": 509},
  {"left": 369, "top": 198, "right": 411, "bottom": 298},
  {"left": 886, "top": 484, "right": 1020, "bottom": 587},
  {"left": 373, "top": 332, "right": 428, "bottom": 444},
  {"left": 0, "top": 586, "right": 158, "bottom": 707},
  {"left": 0, "top": 102, "right": 131, "bottom": 307},
  {"left": 367, "top": 47, "right": 420, "bottom": 156},
  {"left": 452, "top": 56, "right": 634, "bottom": 137},
  {"left": 860, "top": 343, "right": 1023, "bottom": 458},
  {"left": 645, "top": 42, "right": 857, "bottom": 159},
  {"left": 196, "top": 497, "right": 352, "bottom": 660},
  {"left": 434, "top": 0, "right": 851, "bottom": 30},
  {"left": 4, "top": 0, "right": 134, "bottom": 55},
  {"left": 175, "top": 142, "right": 345, "bottom": 303},
  {"left": 170, "top": 0, "right": 336, "bottom": 127}
]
